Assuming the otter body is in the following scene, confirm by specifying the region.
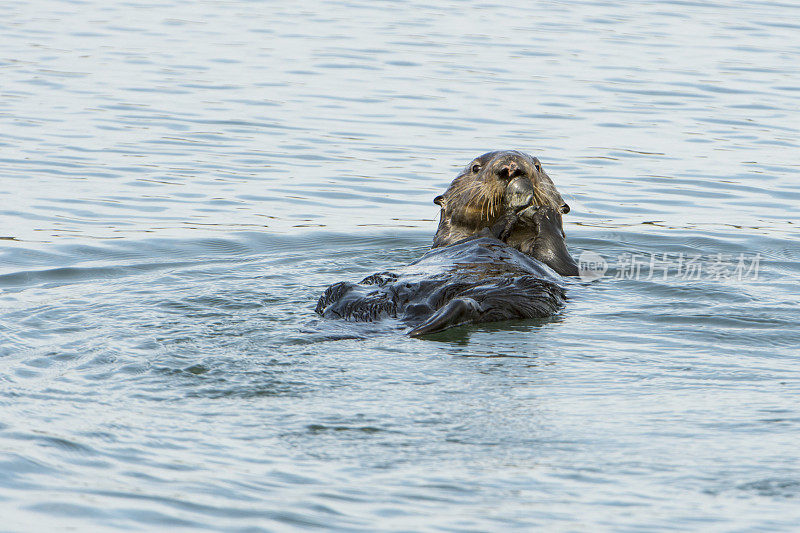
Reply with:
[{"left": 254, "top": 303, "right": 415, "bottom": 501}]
[
  {"left": 314, "top": 151, "right": 579, "bottom": 336},
  {"left": 315, "top": 233, "right": 565, "bottom": 337}
]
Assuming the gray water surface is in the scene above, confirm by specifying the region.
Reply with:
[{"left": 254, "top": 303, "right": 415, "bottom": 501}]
[{"left": 2, "top": 0, "right": 800, "bottom": 531}]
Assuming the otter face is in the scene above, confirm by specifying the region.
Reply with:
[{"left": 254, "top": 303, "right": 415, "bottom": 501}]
[{"left": 432, "top": 150, "right": 570, "bottom": 248}]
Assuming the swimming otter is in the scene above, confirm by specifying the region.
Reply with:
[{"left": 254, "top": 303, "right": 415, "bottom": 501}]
[{"left": 314, "top": 151, "right": 578, "bottom": 336}]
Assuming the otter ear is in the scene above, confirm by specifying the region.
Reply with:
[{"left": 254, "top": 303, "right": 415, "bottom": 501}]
[{"left": 433, "top": 195, "right": 444, "bottom": 206}]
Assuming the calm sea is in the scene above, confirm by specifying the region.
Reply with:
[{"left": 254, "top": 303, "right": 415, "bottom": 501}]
[{"left": 1, "top": 0, "right": 799, "bottom": 530}]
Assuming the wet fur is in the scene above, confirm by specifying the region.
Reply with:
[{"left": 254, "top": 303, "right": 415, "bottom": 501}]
[{"left": 315, "top": 236, "right": 565, "bottom": 337}]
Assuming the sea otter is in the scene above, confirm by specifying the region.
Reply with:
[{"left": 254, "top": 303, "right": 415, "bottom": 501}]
[
  {"left": 315, "top": 151, "right": 579, "bottom": 336},
  {"left": 432, "top": 150, "right": 577, "bottom": 277}
]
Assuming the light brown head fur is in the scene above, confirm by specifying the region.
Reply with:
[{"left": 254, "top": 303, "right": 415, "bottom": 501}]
[{"left": 432, "top": 151, "right": 569, "bottom": 248}]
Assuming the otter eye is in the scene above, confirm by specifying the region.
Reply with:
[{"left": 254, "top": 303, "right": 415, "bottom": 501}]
[{"left": 471, "top": 164, "right": 481, "bottom": 173}]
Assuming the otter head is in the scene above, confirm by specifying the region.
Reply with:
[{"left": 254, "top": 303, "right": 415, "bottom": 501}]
[{"left": 432, "top": 151, "right": 570, "bottom": 248}]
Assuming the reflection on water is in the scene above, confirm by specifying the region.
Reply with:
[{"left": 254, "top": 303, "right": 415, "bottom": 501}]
[{"left": 1, "top": 0, "right": 799, "bottom": 530}]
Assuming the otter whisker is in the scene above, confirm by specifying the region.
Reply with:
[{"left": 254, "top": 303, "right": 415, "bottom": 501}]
[{"left": 451, "top": 180, "right": 486, "bottom": 198}]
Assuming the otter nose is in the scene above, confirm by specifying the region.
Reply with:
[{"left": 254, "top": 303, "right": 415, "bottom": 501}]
[{"left": 499, "top": 161, "right": 521, "bottom": 179}]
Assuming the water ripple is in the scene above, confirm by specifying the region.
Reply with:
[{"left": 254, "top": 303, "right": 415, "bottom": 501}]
[{"left": 1, "top": 0, "right": 800, "bottom": 530}]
